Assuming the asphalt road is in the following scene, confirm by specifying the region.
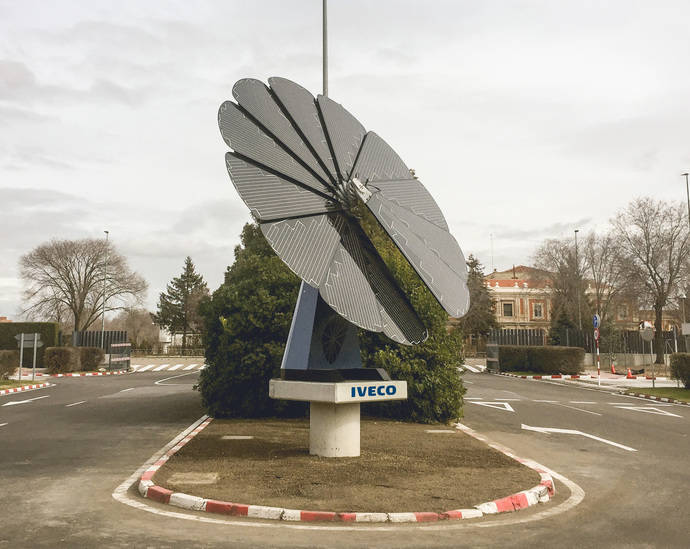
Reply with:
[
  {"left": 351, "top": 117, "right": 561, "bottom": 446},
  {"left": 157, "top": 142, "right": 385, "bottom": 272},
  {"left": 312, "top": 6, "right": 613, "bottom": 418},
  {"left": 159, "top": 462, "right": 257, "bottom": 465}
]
[{"left": 1, "top": 370, "right": 688, "bottom": 548}]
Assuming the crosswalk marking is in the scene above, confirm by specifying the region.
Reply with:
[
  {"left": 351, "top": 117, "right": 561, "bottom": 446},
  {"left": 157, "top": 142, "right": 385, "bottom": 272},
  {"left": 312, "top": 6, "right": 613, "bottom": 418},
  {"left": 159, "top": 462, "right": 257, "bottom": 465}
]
[
  {"left": 200, "top": 364, "right": 207, "bottom": 370},
  {"left": 168, "top": 364, "right": 184, "bottom": 371},
  {"left": 137, "top": 364, "right": 155, "bottom": 372},
  {"left": 183, "top": 364, "right": 198, "bottom": 371},
  {"left": 129, "top": 363, "right": 206, "bottom": 373},
  {"left": 152, "top": 364, "right": 170, "bottom": 372}
]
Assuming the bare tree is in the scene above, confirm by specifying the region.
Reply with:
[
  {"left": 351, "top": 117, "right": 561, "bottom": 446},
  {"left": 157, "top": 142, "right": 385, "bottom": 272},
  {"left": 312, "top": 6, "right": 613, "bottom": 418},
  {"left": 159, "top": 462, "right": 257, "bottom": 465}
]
[
  {"left": 20, "top": 238, "right": 147, "bottom": 331},
  {"left": 612, "top": 197, "right": 690, "bottom": 363},
  {"left": 106, "top": 308, "right": 160, "bottom": 348}
]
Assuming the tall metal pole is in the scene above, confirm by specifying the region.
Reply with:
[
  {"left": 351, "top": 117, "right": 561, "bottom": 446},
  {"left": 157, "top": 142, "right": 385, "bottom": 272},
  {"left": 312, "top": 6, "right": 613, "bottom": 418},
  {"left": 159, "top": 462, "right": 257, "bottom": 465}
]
[
  {"left": 574, "top": 229, "right": 582, "bottom": 331},
  {"left": 680, "top": 172, "right": 690, "bottom": 227},
  {"left": 100, "top": 230, "right": 109, "bottom": 350},
  {"left": 322, "top": 0, "right": 328, "bottom": 97}
]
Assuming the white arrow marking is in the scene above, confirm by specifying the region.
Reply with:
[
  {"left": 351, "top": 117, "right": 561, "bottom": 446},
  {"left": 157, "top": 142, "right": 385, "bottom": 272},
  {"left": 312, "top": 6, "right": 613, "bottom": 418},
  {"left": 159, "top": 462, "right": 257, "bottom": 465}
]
[
  {"left": 521, "top": 424, "right": 637, "bottom": 452},
  {"left": 613, "top": 405, "right": 682, "bottom": 418},
  {"left": 2, "top": 395, "right": 50, "bottom": 407},
  {"left": 470, "top": 401, "right": 515, "bottom": 412}
]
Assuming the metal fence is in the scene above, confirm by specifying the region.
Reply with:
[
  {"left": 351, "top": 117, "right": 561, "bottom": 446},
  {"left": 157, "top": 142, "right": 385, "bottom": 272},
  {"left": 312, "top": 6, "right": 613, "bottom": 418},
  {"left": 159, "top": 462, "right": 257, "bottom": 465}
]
[
  {"left": 71, "top": 330, "right": 128, "bottom": 349},
  {"left": 488, "top": 329, "right": 547, "bottom": 346}
]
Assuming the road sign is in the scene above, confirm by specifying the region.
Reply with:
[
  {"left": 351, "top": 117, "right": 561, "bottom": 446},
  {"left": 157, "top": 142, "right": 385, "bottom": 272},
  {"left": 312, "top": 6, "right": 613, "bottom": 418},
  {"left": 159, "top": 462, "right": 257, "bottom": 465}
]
[
  {"left": 594, "top": 328, "right": 600, "bottom": 340},
  {"left": 593, "top": 314, "right": 600, "bottom": 329},
  {"left": 14, "top": 333, "right": 42, "bottom": 348}
]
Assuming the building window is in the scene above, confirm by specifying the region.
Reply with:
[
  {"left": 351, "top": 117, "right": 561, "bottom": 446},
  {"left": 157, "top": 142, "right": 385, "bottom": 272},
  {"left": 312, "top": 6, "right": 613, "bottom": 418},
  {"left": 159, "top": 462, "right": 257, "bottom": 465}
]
[
  {"left": 502, "top": 302, "right": 514, "bottom": 317},
  {"left": 533, "top": 303, "right": 544, "bottom": 319}
]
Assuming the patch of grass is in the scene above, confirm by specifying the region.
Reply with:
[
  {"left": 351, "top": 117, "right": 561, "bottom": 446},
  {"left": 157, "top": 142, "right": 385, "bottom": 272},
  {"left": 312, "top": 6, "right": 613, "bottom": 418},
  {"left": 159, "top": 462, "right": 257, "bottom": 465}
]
[
  {"left": 0, "top": 379, "right": 37, "bottom": 389},
  {"left": 626, "top": 387, "right": 690, "bottom": 403},
  {"left": 154, "top": 418, "right": 541, "bottom": 513}
]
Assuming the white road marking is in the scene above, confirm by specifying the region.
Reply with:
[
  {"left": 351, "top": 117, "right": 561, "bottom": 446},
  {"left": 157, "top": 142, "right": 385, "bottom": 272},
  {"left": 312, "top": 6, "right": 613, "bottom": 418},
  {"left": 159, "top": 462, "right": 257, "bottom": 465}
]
[
  {"left": 119, "top": 388, "right": 134, "bottom": 393},
  {"left": 153, "top": 364, "right": 170, "bottom": 372},
  {"left": 553, "top": 403, "right": 602, "bottom": 416},
  {"left": 155, "top": 372, "right": 197, "bottom": 385},
  {"left": 570, "top": 401, "right": 596, "bottom": 404},
  {"left": 66, "top": 400, "right": 86, "bottom": 407},
  {"left": 183, "top": 364, "right": 198, "bottom": 371},
  {"left": 425, "top": 429, "right": 456, "bottom": 434},
  {"left": 521, "top": 424, "right": 636, "bottom": 452},
  {"left": 534, "top": 400, "right": 559, "bottom": 403},
  {"left": 0, "top": 422, "right": 7, "bottom": 427},
  {"left": 463, "top": 364, "right": 481, "bottom": 373},
  {"left": 131, "top": 365, "right": 142, "bottom": 370},
  {"left": 498, "top": 398, "right": 522, "bottom": 401},
  {"left": 200, "top": 365, "right": 207, "bottom": 370},
  {"left": 138, "top": 365, "right": 155, "bottom": 372},
  {"left": 613, "top": 405, "right": 682, "bottom": 418},
  {"left": 469, "top": 401, "right": 515, "bottom": 412},
  {"left": 465, "top": 397, "right": 481, "bottom": 400},
  {"left": 168, "top": 364, "right": 184, "bottom": 371},
  {"left": 2, "top": 395, "right": 50, "bottom": 407}
]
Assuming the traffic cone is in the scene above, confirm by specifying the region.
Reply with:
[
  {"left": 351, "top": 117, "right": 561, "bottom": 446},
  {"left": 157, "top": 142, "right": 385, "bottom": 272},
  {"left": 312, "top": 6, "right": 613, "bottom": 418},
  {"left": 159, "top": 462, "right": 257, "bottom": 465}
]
[
  {"left": 610, "top": 363, "right": 616, "bottom": 374},
  {"left": 626, "top": 368, "right": 634, "bottom": 379}
]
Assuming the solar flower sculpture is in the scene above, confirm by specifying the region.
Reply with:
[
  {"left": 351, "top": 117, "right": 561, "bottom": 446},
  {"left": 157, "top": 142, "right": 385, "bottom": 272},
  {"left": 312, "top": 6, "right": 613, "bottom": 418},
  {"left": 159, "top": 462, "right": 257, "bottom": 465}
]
[{"left": 218, "top": 77, "right": 469, "bottom": 380}]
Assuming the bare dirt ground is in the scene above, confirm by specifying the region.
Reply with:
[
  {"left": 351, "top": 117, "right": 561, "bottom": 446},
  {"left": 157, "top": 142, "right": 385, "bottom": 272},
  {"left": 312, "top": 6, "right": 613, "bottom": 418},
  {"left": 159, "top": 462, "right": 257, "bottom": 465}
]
[{"left": 154, "top": 418, "right": 541, "bottom": 513}]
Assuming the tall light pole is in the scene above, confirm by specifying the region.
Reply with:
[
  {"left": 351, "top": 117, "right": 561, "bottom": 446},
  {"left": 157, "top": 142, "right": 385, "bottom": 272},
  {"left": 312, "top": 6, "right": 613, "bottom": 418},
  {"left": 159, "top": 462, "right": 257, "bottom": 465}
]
[
  {"left": 680, "top": 172, "right": 690, "bottom": 227},
  {"left": 101, "top": 230, "right": 109, "bottom": 350},
  {"left": 322, "top": 0, "right": 328, "bottom": 97},
  {"left": 574, "top": 229, "right": 582, "bottom": 331}
]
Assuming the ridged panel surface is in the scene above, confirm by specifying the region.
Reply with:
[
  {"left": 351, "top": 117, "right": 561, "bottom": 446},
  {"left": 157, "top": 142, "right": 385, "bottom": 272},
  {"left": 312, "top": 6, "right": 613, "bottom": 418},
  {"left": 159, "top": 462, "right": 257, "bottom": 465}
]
[
  {"left": 225, "top": 153, "right": 338, "bottom": 221},
  {"left": 218, "top": 101, "right": 332, "bottom": 197},
  {"left": 351, "top": 131, "right": 410, "bottom": 182},
  {"left": 367, "top": 194, "right": 470, "bottom": 318},
  {"left": 268, "top": 77, "right": 338, "bottom": 185},
  {"left": 369, "top": 178, "right": 449, "bottom": 231},
  {"left": 232, "top": 79, "right": 332, "bottom": 186},
  {"left": 317, "top": 95, "right": 366, "bottom": 182}
]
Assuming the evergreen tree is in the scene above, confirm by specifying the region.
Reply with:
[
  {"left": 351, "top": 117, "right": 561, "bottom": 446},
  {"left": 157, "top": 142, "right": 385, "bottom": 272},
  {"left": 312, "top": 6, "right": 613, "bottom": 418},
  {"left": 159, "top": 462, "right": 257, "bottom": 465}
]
[
  {"left": 153, "top": 257, "right": 209, "bottom": 351},
  {"left": 457, "top": 255, "right": 497, "bottom": 339}
]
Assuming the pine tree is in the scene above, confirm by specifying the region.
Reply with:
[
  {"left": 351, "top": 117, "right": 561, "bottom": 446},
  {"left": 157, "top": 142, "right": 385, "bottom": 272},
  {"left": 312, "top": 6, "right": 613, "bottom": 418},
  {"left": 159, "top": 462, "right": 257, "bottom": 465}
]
[
  {"left": 457, "top": 255, "right": 497, "bottom": 339},
  {"left": 153, "top": 257, "right": 209, "bottom": 352}
]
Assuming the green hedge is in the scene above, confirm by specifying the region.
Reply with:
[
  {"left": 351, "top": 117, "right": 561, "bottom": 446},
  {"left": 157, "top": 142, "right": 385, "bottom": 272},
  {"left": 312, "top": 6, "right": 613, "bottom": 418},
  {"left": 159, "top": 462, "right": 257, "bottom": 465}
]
[
  {"left": 499, "top": 345, "right": 584, "bottom": 375},
  {"left": 44, "top": 347, "right": 80, "bottom": 374},
  {"left": 670, "top": 353, "right": 690, "bottom": 388},
  {"left": 0, "top": 322, "right": 60, "bottom": 368},
  {"left": 79, "top": 347, "right": 105, "bottom": 371},
  {"left": 0, "top": 350, "right": 19, "bottom": 379}
]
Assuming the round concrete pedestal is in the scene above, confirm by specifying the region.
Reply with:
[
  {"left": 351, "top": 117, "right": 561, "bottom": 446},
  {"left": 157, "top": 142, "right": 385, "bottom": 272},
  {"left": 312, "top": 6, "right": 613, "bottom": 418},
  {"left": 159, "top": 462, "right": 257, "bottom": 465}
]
[
  {"left": 309, "top": 401, "right": 360, "bottom": 457},
  {"left": 269, "top": 379, "right": 407, "bottom": 458}
]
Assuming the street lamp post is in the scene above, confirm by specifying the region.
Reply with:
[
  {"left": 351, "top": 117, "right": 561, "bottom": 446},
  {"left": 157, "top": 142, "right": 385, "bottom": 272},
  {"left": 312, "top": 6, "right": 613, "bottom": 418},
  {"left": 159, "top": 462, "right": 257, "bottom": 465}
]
[
  {"left": 683, "top": 173, "right": 690, "bottom": 232},
  {"left": 322, "top": 0, "right": 328, "bottom": 97},
  {"left": 100, "top": 230, "right": 109, "bottom": 350},
  {"left": 574, "top": 229, "right": 582, "bottom": 331}
]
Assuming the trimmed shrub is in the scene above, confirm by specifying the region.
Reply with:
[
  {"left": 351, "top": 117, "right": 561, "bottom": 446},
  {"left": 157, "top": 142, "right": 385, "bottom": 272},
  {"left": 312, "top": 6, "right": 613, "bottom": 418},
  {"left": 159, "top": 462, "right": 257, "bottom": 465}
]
[
  {"left": 0, "top": 350, "right": 19, "bottom": 379},
  {"left": 79, "top": 347, "right": 105, "bottom": 371},
  {"left": 0, "top": 322, "right": 60, "bottom": 368},
  {"left": 499, "top": 345, "right": 583, "bottom": 375},
  {"left": 44, "top": 347, "right": 81, "bottom": 374},
  {"left": 670, "top": 353, "right": 690, "bottom": 388}
]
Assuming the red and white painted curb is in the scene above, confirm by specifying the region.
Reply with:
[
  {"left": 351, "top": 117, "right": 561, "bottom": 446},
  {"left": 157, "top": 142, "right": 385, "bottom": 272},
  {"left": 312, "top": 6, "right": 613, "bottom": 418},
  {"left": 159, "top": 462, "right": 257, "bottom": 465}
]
[
  {"left": 0, "top": 382, "right": 51, "bottom": 396},
  {"left": 138, "top": 418, "right": 555, "bottom": 523},
  {"left": 47, "top": 370, "right": 129, "bottom": 377},
  {"left": 623, "top": 391, "right": 689, "bottom": 406},
  {"left": 500, "top": 372, "right": 668, "bottom": 382}
]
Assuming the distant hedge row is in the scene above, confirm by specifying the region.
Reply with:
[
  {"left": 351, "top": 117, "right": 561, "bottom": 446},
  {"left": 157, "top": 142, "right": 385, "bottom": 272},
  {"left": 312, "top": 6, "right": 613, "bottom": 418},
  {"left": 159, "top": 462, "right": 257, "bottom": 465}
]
[
  {"left": 44, "top": 346, "right": 105, "bottom": 373},
  {"left": 0, "top": 322, "right": 60, "bottom": 368},
  {"left": 498, "top": 345, "right": 584, "bottom": 375}
]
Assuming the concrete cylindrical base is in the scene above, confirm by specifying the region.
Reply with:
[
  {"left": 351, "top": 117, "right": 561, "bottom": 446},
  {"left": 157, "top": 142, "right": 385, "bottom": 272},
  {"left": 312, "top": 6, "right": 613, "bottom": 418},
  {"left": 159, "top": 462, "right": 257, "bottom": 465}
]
[{"left": 309, "top": 401, "right": 361, "bottom": 457}]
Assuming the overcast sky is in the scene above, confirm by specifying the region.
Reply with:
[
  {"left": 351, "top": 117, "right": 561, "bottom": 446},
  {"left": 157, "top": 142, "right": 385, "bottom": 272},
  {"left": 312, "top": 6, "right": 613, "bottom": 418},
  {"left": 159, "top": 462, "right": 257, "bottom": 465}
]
[{"left": 2, "top": 0, "right": 690, "bottom": 319}]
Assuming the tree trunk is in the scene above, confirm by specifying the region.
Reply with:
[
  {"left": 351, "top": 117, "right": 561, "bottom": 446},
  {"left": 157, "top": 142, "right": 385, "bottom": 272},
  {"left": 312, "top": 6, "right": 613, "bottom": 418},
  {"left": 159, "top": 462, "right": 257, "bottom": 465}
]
[{"left": 654, "top": 306, "right": 664, "bottom": 364}]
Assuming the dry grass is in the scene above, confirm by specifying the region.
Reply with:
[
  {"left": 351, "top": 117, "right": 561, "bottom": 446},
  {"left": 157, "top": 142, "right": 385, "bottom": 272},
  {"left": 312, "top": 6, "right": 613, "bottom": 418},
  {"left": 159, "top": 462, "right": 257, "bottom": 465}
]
[{"left": 155, "top": 418, "right": 541, "bottom": 513}]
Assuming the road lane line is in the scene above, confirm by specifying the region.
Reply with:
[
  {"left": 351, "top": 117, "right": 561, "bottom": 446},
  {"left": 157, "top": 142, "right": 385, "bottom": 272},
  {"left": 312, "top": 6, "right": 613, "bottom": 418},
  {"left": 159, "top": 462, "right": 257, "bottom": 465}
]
[
  {"left": 168, "top": 364, "right": 184, "bottom": 371},
  {"left": 2, "top": 395, "right": 50, "bottom": 407},
  {"left": 119, "top": 388, "right": 134, "bottom": 393},
  {"left": 498, "top": 398, "right": 522, "bottom": 401},
  {"left": 155, "top": 372, "right": 197, "bottom": 385},
  {"left": 534, "top": 400, "right": 559, "bottom": 403},
  {"left": 66, "top": 401, "right": 86, "bottom": 407},
  {"left": 553, "top": 403, "right": 602, "bottom": 416},
  {"left": 570, "top": 401, "right": 596, "bottom": 404},
  {"left": 521, "top": 424, "right": 636, "bottom": 451},
  {"left": 138, "top": 365, "right": 155, "bottom": 372},
  {"left": 0, "top": 422, "right": 7, "bottom": 427},
  {"left": 183, "top": 364, "right": 199, "bottom": 371},
  {"left": 152, "top": 364, "right": 170, "bottom": 371}
]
